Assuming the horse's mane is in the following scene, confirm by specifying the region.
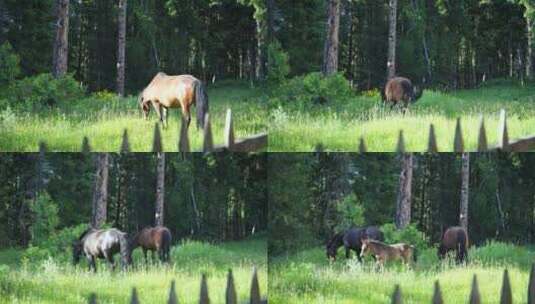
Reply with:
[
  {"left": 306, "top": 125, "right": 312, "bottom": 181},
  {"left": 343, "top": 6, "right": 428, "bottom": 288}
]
[
  {"left": 78, "top": 228, "right": 95, "bottom": 241},
  {"left": 327, "top": 231, "right": 345, "bottom": 248}
]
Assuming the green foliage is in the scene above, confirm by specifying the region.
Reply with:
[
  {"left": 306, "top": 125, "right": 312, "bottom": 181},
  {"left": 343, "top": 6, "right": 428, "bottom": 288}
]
[
  {"left": 23, "top": 224, "right": 89, "bottom": 263},
  {"left": 29, "top": 193, "right": 59, "bottom": 246},
  {"left": 0, "top": 42, "right": 20, "bottom": 88},
  {"left": 380, "top": 223, "right": 428, "bottom": 251},
  {"left": 273, "top": 72, "right": 354, "bottom": 108},
  {"left": 3, "top": 73, "right": 85, "bottom": 110},
  {"left": 333, "top": 194, "right": 364, "bottom": 233},
  {"left": 266, "top": 41, "right": 290, "bottom": 85}
]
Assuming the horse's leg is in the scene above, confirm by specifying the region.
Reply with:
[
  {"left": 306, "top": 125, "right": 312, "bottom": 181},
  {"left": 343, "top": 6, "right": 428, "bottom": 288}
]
[
  {"left": 90, "top": 256, "right": 97, "bottom": 273},
  {"left": 143, "top": 249, "right": 148, "bottom": 264},
  {"left": 106, "top": 254, "right": 116, "bottom": 271},
  {"left": 356, "top": 248, "right": 362, "bottom": 263},
  {"left": 345, "top": 246, "right": 350, "bottom": 259},
  {"left": 181, "top": 105, "right": 191, "bottom": 129},
  {"left": 153, "top": 102, "right": 164, "bottom": 126}
]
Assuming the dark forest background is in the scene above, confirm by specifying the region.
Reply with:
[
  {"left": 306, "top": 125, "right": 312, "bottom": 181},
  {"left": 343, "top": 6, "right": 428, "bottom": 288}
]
[
  {"left": 269, "top": 153, "right": 535, "bottom": 255},
  {"left": 0, "top": 153, "right": 267, "bottom": 249}
]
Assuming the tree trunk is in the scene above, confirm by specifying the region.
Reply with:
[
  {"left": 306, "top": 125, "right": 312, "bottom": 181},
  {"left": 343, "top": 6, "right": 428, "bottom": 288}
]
[
  {"left": 395, "top": 153, "right": 413, "bottom": 229},
  {"left": 459, "top": 153, "right": 470, "bottom": 229},
  {"left": 386, "top": 0, "right": 398, "bottom": 80},
  {"left": 266, "top": 0, "right": 276, "bottom": 43},
  {"left": 155, "top": 153, "right": 165, "bottom": 227},
  {"left": 255, "top": 5, "right": 267, "bottom": 81},
  {"left": 91, "top": 153, "right": 109, "bottom": 228},
  {"left": 116, "top": 0, "right": 127, "bottom": 96},
  {"left": 526, "top": 14, "right": 533, "bottom": 80},
  {"left": 52, "top": 0, "right": 70, "bottom": 78},
  {"left": 322, "top": 0, "right": 341, "bottom": 76}
]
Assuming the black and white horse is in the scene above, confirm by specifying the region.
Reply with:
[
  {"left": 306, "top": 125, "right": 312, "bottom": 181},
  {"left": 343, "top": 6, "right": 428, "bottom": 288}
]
[{"left": 72, "top": 228, "right": 131, "bottom": 272}]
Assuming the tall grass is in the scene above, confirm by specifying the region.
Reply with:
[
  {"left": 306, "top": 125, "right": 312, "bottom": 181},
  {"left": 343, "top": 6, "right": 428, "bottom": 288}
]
[
  {"left": 0, "top": 82, "right": 267, "bottom": 151},
  {"left": 269, "top": 242, "right": 535, "bottom": 304},
  {"left": 0, "top": 238, "right": 267, "bottom": 304},
  {"left": 269, "top": 81, "right": 535, "bottom": 151}
]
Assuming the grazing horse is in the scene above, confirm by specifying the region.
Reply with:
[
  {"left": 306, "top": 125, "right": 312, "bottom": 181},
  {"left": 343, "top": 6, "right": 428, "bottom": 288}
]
[
  {"left": 360, "top": 238, "right": 417, "bottom": 270},
  {"left": 128, "top": 226, "right": 172, "bottom": 263},
  {"left": 438, "top": 226, "right": 469, "bottom": 263},
  {"left": 326, "top": 226, "right": 384, "bottom": 262},
  {"left": 382, "top": 77, "right": 423, "bottom": 111},
  {"left": 138, "top": 72, "right": 209, "bottom": 130},
  {"left": 72, "top": 228, "right": 131, "bottom": 272}
]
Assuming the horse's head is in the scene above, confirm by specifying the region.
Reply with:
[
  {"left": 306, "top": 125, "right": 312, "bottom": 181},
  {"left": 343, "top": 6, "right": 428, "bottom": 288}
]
[
  {"left": 437, "top": 243, "right": 447, "bottom": 260},
  {"left": 120, "top": 233, "right": 133, "bottom": 269},
  {"left": 72, "top": 241, "right": 83, "bottom": 265},
  {"left": 326, "top": 243, "right": 338, "bottom": 261},
  {"left": 138, "top": 94, "right": 150, "bottom": 120},
  {"left": 360, "top": 238, "right": 371, "bottom": 259}
]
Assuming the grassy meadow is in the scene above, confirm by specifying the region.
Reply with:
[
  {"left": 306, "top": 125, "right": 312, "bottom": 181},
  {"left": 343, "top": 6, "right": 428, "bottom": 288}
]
[
  {"left": 0, "top": 81, "right": 267, "bottom": 152},
  {"left": 269, "top": 242, "right": 535, "bottom": 304},
  {"left": 0, "top": 237, "right": 267, "bottom": 303},
  {"left": 269, "top": 80, "right": 535, "bottom": 151}
]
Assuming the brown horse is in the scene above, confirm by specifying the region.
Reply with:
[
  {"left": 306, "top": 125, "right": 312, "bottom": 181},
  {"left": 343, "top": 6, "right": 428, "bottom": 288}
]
[
  {"left": 382, "top": 77, "right": 423, "bottom": 111},
  {"left": 138, "top": 72, "right": 209, "bottom": 130},
  {"left": 128, "top": 226, "right": 172, "bottom": 263},
  {"left": 438, "top": 226, "right": 468, "bottom": 263},
  {"left": 360, "top": 238, "right": 417, "bottom": 270}
]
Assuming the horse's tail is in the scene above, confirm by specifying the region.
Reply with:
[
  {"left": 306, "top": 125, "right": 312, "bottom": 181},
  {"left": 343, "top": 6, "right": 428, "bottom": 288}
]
[
  {"left": 457, "top": 229, "right": 468, "bottom": 262},
  {"left": 161, "top": 229, "right": 172, "bottom": 262},
  {"left": 195, "top": 80, "right": 209, "bottom": 129}
]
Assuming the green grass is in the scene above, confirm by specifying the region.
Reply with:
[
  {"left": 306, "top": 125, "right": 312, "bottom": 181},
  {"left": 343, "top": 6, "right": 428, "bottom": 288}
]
[
  {"left": 269, "top": 242, "right": 535, "bottom": 304},
  {"left": 0, "top": 81, "right": 267, "bottom": 152},
  {"left": 269, "top": 80, "right": 535, "bottom": 151},
  {"left": 0, "top": 237, "right": 267, "bottom": 303}
]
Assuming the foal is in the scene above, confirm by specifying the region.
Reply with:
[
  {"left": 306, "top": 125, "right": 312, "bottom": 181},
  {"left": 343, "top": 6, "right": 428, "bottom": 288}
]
[{"left": 360, "top": 238, "right": 416, "bottom": 270}]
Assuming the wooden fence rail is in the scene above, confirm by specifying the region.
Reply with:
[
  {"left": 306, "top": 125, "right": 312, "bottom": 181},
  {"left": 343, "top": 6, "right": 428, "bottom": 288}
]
[
  {"left": 339, "top": 109, "right": 535, "bottom": 152},
  {"left": 87, "top": 268, "right": 266, "bottom": 304},
  {"left": 391, "top": 264, "right": 535, "bottom": 303},
  {"left": 38, "top": 108, "right": 267, "bottom": 153}
]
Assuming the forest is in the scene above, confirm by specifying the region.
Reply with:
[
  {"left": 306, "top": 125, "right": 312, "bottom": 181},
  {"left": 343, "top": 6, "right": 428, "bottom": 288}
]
[
  {"left": 269, "top": 153, "right": 535, "bottom": 303},
  {"left": 0, "top": 153, "right": 267, "bottom": 303}
]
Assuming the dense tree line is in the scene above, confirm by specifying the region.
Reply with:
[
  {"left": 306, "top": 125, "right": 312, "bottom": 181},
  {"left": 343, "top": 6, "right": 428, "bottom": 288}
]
[
  {"left": 0, "top": 153, "right": 267, "bottom": 248},
  {"left": 269, "top": 153, "right": 535, "bottom": 255}
]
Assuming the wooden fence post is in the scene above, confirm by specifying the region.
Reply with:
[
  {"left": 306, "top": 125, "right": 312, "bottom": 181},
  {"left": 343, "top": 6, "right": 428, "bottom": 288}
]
[
  {"left": 250, "top": 267, "right": 261, "bottom": 304},
  {"left": 179, "top": 115, "right": 190, "bottom": 152},
  {"left": 130, "top": 287, "right": 140, "bottom": 304},
  {"left": 477, "top": 116, "right": 488, "bottom": 152},
  {"left": 432, "top": 281, "right": 443, "bottom": 304},
  {"left": 391, "top": 285, "right": 402, "bottom": 304},
  {"left": 428, "top": 124, "right": 438, "bottom": 153},
  {"left": 202, "top": 113, "right": 213, "bottom": 153},
  {"left": 454, "top": 118, "right": 464, "bottom": 152},
  {"left": 82, "top": 136, "right": 91, "bottom": 153},
  {"left": 396, "top": 130, "right": 405, "bottom": 153},
  {"left": 358, "top": 137, "right": 367, "bottom": 153},
  {"left": 168, "top": 280, "right": 178, "bottom": 304},
  {"left": 38, "top": 141, "right": 48, "bottom": 153},
  {"left": 500, "top": 269, "right": 512, "bottom": 304},
  {"left": 121, "top": 129, "right": 131, "bottom": 153},
  {"left": 469, "top": 275, "right": 480, "bottom": 304},
  {"left": 226, "top": 270, "right": 237, "bottom": 304},
  {"left": 529, "top": 264, "right": 535, "bottom": 304},
  {"left": 88, "top": 293, "right": 97, "bottom": 304},
  {"left": 152, "top": 123, "right": 163, "bottom": 152},
  {"left": 224, "top": 109, "right": 235, "bottom": 150},
  {"left": 498, "top": 109, "right": 509, "bottom": 151},
  {"left": 200, "top": 274, "right": 210, "bottom": 304}
]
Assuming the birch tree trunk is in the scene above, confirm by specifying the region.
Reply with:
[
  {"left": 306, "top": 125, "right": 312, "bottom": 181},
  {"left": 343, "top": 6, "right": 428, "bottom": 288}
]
[
  {"left": 322, "top": 0, "right": 341, "bottom": 76},
  {"left": 116, "top": 0, "right": 127, "bottom": 96},
  {"left": 526, "top": 14, "right": 533, "bottom": 80},
  {"left": 155, "top": 153, "right": 165, "bottom": 226},
  {"left": 460, "top": 153, "right": 470, "bottom": 229},
  {"left": 386, "top": 0, "right": 398, "bottom": 80},
  {"left": 52, "top": 0, "right": 69, "bottom": 78},
  {"left": 91, "top": 153, "right": 109, "bottom": 228},
  {"left": 395, "top": 153, "right": 413, "bottom": 229}
]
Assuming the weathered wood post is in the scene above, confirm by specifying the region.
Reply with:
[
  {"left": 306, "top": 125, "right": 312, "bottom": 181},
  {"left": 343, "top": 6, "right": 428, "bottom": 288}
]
[
  {"left": 152, "top": 123, "right": 163, "bottom": 152},
  {"left": 224, "top": 109, "right": 235, "bottom": 150},
  {"left": 432, "top": 281, "right": 443, "bottom": 304},
  {"left": 179, "top": 115, "right": 190, "bottom": 152},
  {"left": 121, "top": 129, "right": 131, "bottom": 153},
  {"left": 130, "top": 288, "right": 140, "bottom": 304},
  {"left": 469, "top": 274, "right": 480, "bottom": 304},
  {"left": 200, "top": 274, "right": 210, "bottom": 304},
  {"left": 454, "top": 118, "right": 464, "bottom": 152},
  {"left": 391, "top": 285, "right": 402, "bottom": 304},
  {"left": 498, "top": 109, "right": 509, "bottom": 151},
  {"left": 477, "top": 116, "right": 488, "bottom": 152},
  {"left": 226, "top": 270, "right": 237, "bottom": 304},
  {"left": 428, "top": 124, "right": 438, "bottom": 153},
  {"left": 202, "top": 113, "right": 214, "bottom": 153},
  {"left": 250, "top": 268, "right": 261, "bottom": 304},
  {"left": 396, "top": 130, "right": 405, "bottom": 153},
  {"left": 82, "top": 136, "right": 91, "bottom": 153},
  {"left": 168, "top": 280, "right": 178, "bottom": 304},
  {"left": 358, "top": 137, "right": 367, "bottom": 153},
  {"left": 500, "top": 269, "right": 512, "bottom": 304},
  {"left": 529, "top": 264, "right": 535, "bottom": 304}
]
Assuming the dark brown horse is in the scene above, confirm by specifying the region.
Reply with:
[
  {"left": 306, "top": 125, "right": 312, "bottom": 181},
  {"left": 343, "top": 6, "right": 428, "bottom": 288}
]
[
  {"left": 138, "top": 72, "right": 209, "bottom": 130},
  {"left": 438, "top": 226, "right": 469, "bottom": 263},
  {"left": 128, "top": 226, "right": 172, "bottom": 263},
  {"left": 326, "top": 226, "right": 384, "bottom": 262},
  {"left": 382, "top": 77, "right": 423, "bottom": 111}
]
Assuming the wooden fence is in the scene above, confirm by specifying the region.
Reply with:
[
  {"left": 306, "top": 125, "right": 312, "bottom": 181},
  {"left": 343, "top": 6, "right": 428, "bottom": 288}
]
[
  {"left": 391, "top": 265, "right": 535, "bottom": 303},
  {"left": 87, "top": 268, "right": 266, "bottom": 304},
  {"left": 38, "top": 109, "right": 268, "bottom": 152},
  {"left": 330, "top": 109, "right": 535, "bottom": 153}
]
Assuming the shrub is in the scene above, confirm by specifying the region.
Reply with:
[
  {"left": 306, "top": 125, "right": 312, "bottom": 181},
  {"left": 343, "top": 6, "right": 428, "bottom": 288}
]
[
  {"left": 0, "top": 42, "right": 20, "bottom": 88},
  {"left": 29, "top": 193, "right": 59, "bottom": 246},
  {"left": 380, "top": 223, "right": 428, "bottom": 251},
  {"left": 23, "top": 224, "right": 89, "bottom": 263},
  {"left": 267, "top": 40, "right": 290, "bottom": 85},
  {"left": 332, "top": 194, "right": 364, "bottom": 233},
  {"left": 273, "top": 72, "right": 354, "bottom": 108},
  {"left": 4, "top": 73, "right": 84, "bottom": 110}
]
